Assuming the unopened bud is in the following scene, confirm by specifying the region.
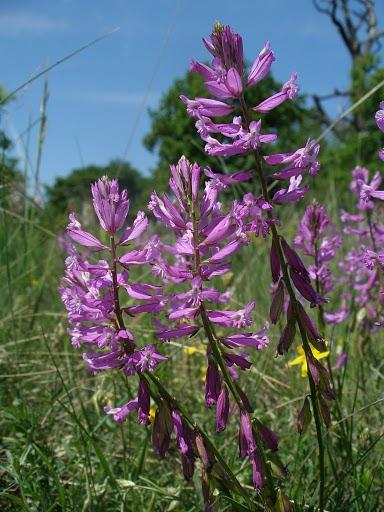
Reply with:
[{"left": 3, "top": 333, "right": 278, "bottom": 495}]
[{"left": 297, "top": 396, "right": 312, "bottom": 435}]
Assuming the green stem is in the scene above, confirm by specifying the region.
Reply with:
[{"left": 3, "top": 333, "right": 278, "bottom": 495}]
[
  {"left": 313, "top": 238, "right": 325, "bottom": 334},
  {"left": 110, "top": 235, "right": 125, "bottom": 330},
  {"left": 145, "top": 372, "right": 254, "bottom": 508},
  {"left": 110, "top": 232, "right": 253, "bottom": 507},
  {"left": 191, "top": 198, "right": 277, "bottom": 506},
  {"left": 239, "top": 94, "right": 326, "bottom": 511}
]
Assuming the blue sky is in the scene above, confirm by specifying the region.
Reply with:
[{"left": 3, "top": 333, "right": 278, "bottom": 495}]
[{"left": 1, "top": 0, "right": 383, "bottom": 187}]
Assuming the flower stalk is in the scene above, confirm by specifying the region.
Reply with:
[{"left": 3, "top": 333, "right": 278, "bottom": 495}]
[{"left": 238, "top": 95, "right": 326, "bottom": 511}]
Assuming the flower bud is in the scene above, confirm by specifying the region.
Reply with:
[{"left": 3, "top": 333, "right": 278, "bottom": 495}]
[
  {"left": 256, "top": 421, "right": 279, "bottom": 452},
  {"left": 151, "top": 400, "right": 172, "bottom": 458},
  {"left": 297, "top": 396, "right": 312, "bottom": 435},
  {"left": 296, "top": 302, "right": 326, "bottom": 352},
  {"left": 216, "top": 384, "right": 230, "bottom": 432},
  {"left": 205, "top": 359, "right": 221, "bottom": 407},
  {"left": 270, "top": 279, "right": 284, "bottom": 324},
  {"left": 318, "top": 395, "right": 331, "bottom": 428},
  {"left": 137, "top": 376, "right": 150, "bottom": 426},
  {"left": 195, "top": 434, "right": 215, "bottom": 469},
  {"left": 277, "top": 301, "right": 296, "bottom": 354},
  {"left": 270, "top": 238, "right": 281, "bottom": 283}
]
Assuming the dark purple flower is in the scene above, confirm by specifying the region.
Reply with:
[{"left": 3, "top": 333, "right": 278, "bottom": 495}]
[
  {"left": 205, "top": 359, "right": 221, "bottom": 407},
  {"left": 152, "top": 401, "right": 173, "bottom": 458},
  {"left": 216, "top": 385, "right": 230, "bottom": 432},
  {"left": 138, "top": 376, "right": 151, "bottom": 425}
]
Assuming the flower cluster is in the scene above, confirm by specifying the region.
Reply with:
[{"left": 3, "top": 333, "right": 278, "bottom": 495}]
[
  {"left": 59, "top": 24, "right": 384, "bottom": 508},
  {"left": 60, "top": 162, "right": 278, "bottom": 490},
  {"left": 61, "top": 178, "right": 211, "bottom": 480},
  {"left": 60, "top": 178, "right": 171, "bottom": 425},
  {"left": 326, "top": 103, "right": 384, "bottom": 333},
  {"left": 183, "top": 24, "right": 335, "bottom": 451},
  {"left": 294, "top": 202, "right": 342, "bottom": 321},
  {"left": 182, "top": 23, "right": 319, "bottom": 208},
  {"left": 335, "top": 171, "right": 384, "bottom": 331},
  {"left": 142, "top": 156, "right": 276, "bottom": 488}
]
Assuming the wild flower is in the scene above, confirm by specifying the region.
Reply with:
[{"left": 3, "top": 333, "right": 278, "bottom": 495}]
[
  {"left": 60, "top": 176, "right": 272, "bottom": 503},
  {"left": 60, "top": 178, "right": 168, "bottom": 426},
  {"left": 294, "top": 202, "right": 341, "bottom": 330},
  {"left": 183, "top": 23, "right": 334, "bottom": 510},
  {"left": 329, "top": 102, "right": 384, "bottom": 336},
  {"left": 142, "top": 155, "right": 276, "bottom": 490},
  {"left": 289, "top": 344, "right": 330, "bottom": 378}
]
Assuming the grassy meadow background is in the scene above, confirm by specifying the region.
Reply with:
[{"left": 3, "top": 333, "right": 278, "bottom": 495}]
[{"left": 1, "top": 2, "right": 384, "bottom": 511}]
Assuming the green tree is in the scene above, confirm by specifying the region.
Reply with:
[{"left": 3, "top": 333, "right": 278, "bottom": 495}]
[
  {"left": 312, "top": 0, "right": 384, "bottom": 200},
  {"left": 0, "top": 85, "right": 24, "bottom": 205},
  {"left": 45, "top": 159, "right": 148, "bottom": 226}
]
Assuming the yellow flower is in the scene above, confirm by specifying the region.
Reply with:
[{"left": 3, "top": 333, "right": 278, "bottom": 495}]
[
  {"left": 288, "top": 344, "right": 329, "bottom": 378},
  {"left": 185, "top": 346, "right": 198, "bottom": 356},
  {"left": 184, "top": 342, "right": 205, "bottom": 356},
  {"left": 201, "top": 366, "right": 206, "bottom": 382},
  {"left": 31, "top": 278, "right": 39, "bottom": 287},
  {"left": 149, "top": 406, "right": 156, "bottom": 423}
]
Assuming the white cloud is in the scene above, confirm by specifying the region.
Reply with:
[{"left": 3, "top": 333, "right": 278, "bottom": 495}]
[{"left": 0, "top": 13, "right": 69, "bottom": 36}]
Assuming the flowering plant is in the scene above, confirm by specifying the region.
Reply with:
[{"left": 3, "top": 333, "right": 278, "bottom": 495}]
[{"left": 59, "top": 22, "right": 384, "bottom": 512}]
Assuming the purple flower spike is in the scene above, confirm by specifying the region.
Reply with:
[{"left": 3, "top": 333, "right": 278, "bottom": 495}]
[{"left": 91, "top": 177, "right": 130, "bottom": 235}]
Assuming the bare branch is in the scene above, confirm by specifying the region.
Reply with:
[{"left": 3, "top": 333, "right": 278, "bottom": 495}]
[{"left": 312, "top": 0, "right": 383, "bottom": 59}]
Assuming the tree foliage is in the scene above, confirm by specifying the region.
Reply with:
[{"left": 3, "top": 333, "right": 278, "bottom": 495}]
[{"left": 45, "top": 160, "right": 148, "bottom": 224}]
